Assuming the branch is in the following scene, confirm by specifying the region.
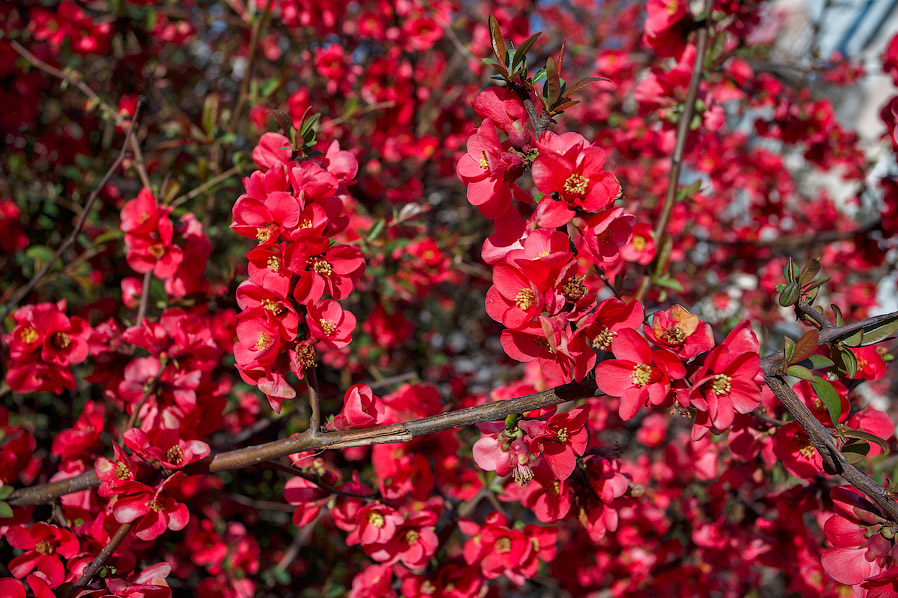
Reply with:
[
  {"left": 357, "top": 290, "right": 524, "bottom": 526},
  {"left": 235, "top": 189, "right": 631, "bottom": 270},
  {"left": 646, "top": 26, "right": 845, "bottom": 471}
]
[
  {"left": 73, "top": 522, "right": 134, "bottom": 590},
  {"left": 796, "top": 299, "right": 833, "bottom": 329},
  {"left": 11, "top": 41, "right": 152, "bottom": 190},
  {"left": 0, "top": 99, "right": 144, "bottom": 321},
  {"left": 228, "top": 0, "right": 275, "bottom": 133},
  {"left": 306, "top": 366, "right": 322, "bottom": 437},
  {"left": 135, "top": 270, "right": 153, "bottom": 326},
  {"left": 764, "top": 374, "right": 898, "bottom": 522},
  {"left": 634, "top": 0, "right": 714, "bottom": 302},
  {"left": 8, "top": 380, "right": 601, "bottom": 507}
]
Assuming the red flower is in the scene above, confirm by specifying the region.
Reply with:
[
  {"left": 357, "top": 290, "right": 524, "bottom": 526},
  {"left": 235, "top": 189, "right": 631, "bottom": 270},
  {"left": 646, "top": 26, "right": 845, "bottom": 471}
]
[
  {"left": 456, "top": 119, "right": 524, "bottom": 218},
  {"left": 531, "top": 131, "right": 620, "bottom": 214},
  {"left": 620, "top": 223, "right": 656, "bottom": 265},
  {"left": 594, "top": 328, "right": 685, "bottom": 420},
  {"left": 642, "top": 0, "right": 692, "bottom": 59},
  {"left": 473, "top": 425, "right": 533, "bottom": 485},
  {"left": 112, "top": 473, "right": 190, "bottom": 541},
  {"left": 347, "top": 504, "right": 404, "bottom": 546},
  {"left": 578, "top": 207, "right": 636, "bottom": 264},
  {"left": 526, "top": 406, "right": 590, "bottom": 481},
  {"left": 306, "top": 300, "right": 356, "bottom": 348},
  {"left": 95, "top": 442, "right": 139, "bottom": 497},
  {"left": 644, "top": 304, "right": 714, "bottom": 359},
  {"left": 6, "top": 523, "right": 79, "bottom": 586},
  {"left": 123, "top": 427, "right": 210, "bottom": 470},
  {"left": 332, "top": 384, "right": 386, "bottom": 430},
  {"left": 289, "top": 242, "right": 366, "bottom": 304},
  {"left": 251, "top": 132, "right": 292, "bottom": 170},
  {"left": 522, "top": 462, "right": 572, "bottom": 522}
]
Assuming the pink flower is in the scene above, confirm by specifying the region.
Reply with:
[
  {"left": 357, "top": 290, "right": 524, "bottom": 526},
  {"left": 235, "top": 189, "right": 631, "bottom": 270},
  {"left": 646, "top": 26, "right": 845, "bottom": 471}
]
[
  {"left": 306, "top": 299, "right": 356, "bottom": 348},
  {"left": 6, "top": 523, "right": 79, "bottom": 585},
  {"left": 252, "top": 132, "right": 292, "bottom": 170},
  {"left": 332, "top": 384, "right": 386, "bottom": 430},
  {"left": 112, "top": 473, "right": 190, "bottom": 541}
]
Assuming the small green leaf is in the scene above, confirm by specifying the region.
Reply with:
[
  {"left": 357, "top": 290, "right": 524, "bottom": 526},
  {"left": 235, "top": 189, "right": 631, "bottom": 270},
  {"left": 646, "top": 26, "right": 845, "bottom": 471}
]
[
  {"left": 653, "top": 275, "right": 683, "bottom": 292},
  {"left": 366, "top": 218, "right": 386, "bottom": 242},
  {"left": 804, "top": 275, "right": 831, "bottom": 292},
  {"left": 0, "top": 486, "right": 13, "bottom": 500},
  {"left": 842, "top": 438, "right": 871, "bottom": 464},
  {"left": 842, "top": 330, "right": 863, "bottom": 348},
  {"left": 784, "top": 336, "right": 795, "bottom": 364},
  {"left": 785, "top": 364, "right": 815, "bottom": 381},
  {"left": 832, "top": 304, "right": 844, "bottom": 327},
  {"left": 805, "top": 354, "right": 835, "bottom": 369},
  {"left": 840, "top": 347, "right": 858, "bottom": 377},
  {"left": 861, "top": 315, "right": 898, "bottom": 346},
  {"left": 512, "top": 32, "right": 542, "bottom": 69},
  {"left": 779, "top": 282, "right": 800, "bottom": 307},
  {"left": 811, "top": 376, "right": 842, "bottom": 425},
  {"left": 843, "top": 429, "right": 890, "bottom": 456},
  {"left": 783, "top": 258, "right": 797, "bottom": 282},
  {"left": 0, "top": 501, "right": 12, "bottom": 518}
]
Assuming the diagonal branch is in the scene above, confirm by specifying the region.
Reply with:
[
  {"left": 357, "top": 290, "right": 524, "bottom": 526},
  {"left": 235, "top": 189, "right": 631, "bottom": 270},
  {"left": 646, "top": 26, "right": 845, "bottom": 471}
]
[{"left": 0, "top": 100, "right": 144, "bottom": 321}]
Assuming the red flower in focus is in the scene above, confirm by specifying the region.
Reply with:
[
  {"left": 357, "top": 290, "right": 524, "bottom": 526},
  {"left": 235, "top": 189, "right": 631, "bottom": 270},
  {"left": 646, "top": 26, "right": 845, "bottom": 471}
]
[
  {"left": 251, "top": 132, "right": 292, "bottom": 170},
  {"left": 456, "top": 119, "right": 525, "bottom": 218},
  {"left": 620, "top": 223, "right": 656, "bottom": 265},
  {"left": 849, "top": 345, "right": 887, "bottom": 381},
  {"left": 306, "top": 299, "right": 356, "bottom": 348},
  {"left": 332, "top": 383, "right": 386, "bottom": 430},
  {"left": 123, "top": 427, "right": 210, "bottom": 470},
  {"left": 111, "top": 473, "right": 190, "bottom": 541},
  {"left": 644, "top": 304, "right": 714, "bottom": 359},
  {"left": 525, "top": 406, "right": 590, "bottom": 481}
]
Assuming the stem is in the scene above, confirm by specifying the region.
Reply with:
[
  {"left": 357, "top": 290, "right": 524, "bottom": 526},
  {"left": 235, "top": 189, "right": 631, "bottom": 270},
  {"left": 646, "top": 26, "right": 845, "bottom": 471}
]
[
  {"left": 228, "top": 0, "right": 275, "bottom": 133},
  {"left": 73, "top": 522, "right": 134, "bottom": 590},
  {"left": 306, "top": 366, "right": 321, "bottom": 437},
  {"left": 135, "top": 270, "right": 153, "bottom": 326},
  {"left": 796, "top": 299, "right": 833, "bottom": 329},
  {"left": 169, "top": 165, "right": 242, "bottom": 208},
  {"left": 0, "top": 100, "right": 144, "bottom": 321},
  {"left": 634, "top": 0, "right": 715, "bottom": 302}
]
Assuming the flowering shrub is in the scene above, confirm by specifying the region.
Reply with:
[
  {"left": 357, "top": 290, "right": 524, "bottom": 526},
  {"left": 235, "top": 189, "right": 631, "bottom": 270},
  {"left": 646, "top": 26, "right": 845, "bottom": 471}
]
[{"left": 2, "top": 1, "right": 898, "bottom": 597}]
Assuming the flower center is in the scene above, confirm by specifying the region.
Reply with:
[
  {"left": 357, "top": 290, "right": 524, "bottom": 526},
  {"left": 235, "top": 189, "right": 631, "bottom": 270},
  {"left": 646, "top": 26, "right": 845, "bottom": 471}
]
[
  {"left": 404, "top": 530, "right": 420, "bottom": 545},
  {"left": 632, "top": 235, "right": 646, "bottom": 251},
  {"left": 146, "top": 496, "right": 163, "bottom": 512},
  {"left": 562, "top": 275, "right": 586, "bottom": 302},
  {"left": 319, "top": 319, "right": 337, "bottom": 336},
  {"left": 52, "top": 331, "right": 72, "bottom": 349},
  {"left": 563, "top": 173, "right": 589, "bottom": 196},
  {"left": 368, "top": 512, "right": 385, "bottom": 528},
  {"left": 711, "top": 373, "right": 731, "bottom": 395},
  {"left": 535, "top": 337, "right": 555, "bottom": 354},
  {"left": 295, "top": 343, "right": 316, "bottom": 368},
  {"left": 166, "top": 445, "right": 184, "bottom": 465},
  {"left": 421, "top": 581, "right": 437, "bottom": 595},
  {"left": 253, "top": 332, "right": 272, "bottom": 351},
  {"left": 557, "top": 428, "right": 569, "bottom": 444},
  {"left": 312, "top": 258, "right": 333, "bottom": 276},
  {"left": 595, "top": 229, "right": 613, "bottom": 244},
  {"left": 299, "top": 218, "right": 313, "bottom": 229},
  {"left": 514, "top": 288, "right": 536, "bottom": 310},
  {"left": 479, "top": 151, "right": 489, "bottom": 169},
  {"left": 261, "top": 299, "right": 284, "bottom": 315},
  {"left": 514, "top": 462, "right": 533, "bottom": 487},
  {"left": 35, "top": 540, "right": 54, "bottom": 555},
  {"left": 114, "top": 461, "right": 131, "bottom": 480},
  {"left": 256, "top": 228, "right": 273, "bottom": 243},
  {"left": 20, "top": 326, "right": 39, "bottom": 344},
  {"left": 267, "top": 256, "right": 281, "bottom": 271},
  {"left": 591, "top": 326, "right": 616, "bottom": 350},
  {"left": 495, "top": 537, "right": 512, "bottom": 554},
  {"left": 630, "top": 363, "right": 654, "bottom": 387},
  {"left": 148, "top": 243, "right": 165, "bottom": 258},
  {"left": 663, "top": 325, "right": 687, "bottom": 345},
  {"left": 796, "top": 433, "right": 816, "bottom": 458}
]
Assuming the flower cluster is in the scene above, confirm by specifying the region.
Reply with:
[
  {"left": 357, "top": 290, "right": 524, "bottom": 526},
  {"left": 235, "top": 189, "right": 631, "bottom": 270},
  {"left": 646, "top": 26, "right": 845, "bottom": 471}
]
[{"left": 231, "top": 133, "right": 364, "bottom": 412}]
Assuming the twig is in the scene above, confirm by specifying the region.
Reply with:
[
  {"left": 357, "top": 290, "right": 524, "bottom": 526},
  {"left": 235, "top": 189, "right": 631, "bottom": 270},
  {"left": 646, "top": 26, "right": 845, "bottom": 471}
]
[
  {"left": 0, "top": 100, "right": 144, "bottom": 321},
  {"left": 10, "top": 41, "right": 152, "bottom": 190},
  {"left": 306, "top": 366, "right": 321, "bottom": 437},
  {"left": 73, "top": 522, "right": 134, "bottom": 590},
  {"left": 796, "top": 299, "right": 833, "bottom": 329},
  {"left": 169, "top": 165, "right": 242, "bottom": 208},
  {"left": 634, "top": 0, "right": 715, "bottom": 302},
  {"left": 135, "top": 270, "right": 153, "bottom": 326},
  {"left": 264, "top": 459, "right": 376, "bottom": 499},
  {"left": 764, "top": 373, "right": 898, "bottom": 522},
  {"left": 228, "top": 0, "right": 275, "bottom": 133}
]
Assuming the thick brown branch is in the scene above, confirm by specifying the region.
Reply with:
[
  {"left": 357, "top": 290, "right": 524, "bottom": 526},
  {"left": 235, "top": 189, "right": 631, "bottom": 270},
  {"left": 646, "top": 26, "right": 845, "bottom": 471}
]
[
  {"left": 9, "top": 380, "right": 600, "bottom": 507},
  {"left": 764, "top": 374, "right": 898, "bottom": 522},
  {"left": 796, "top": 299, "right": 833, "bottom": 329}
]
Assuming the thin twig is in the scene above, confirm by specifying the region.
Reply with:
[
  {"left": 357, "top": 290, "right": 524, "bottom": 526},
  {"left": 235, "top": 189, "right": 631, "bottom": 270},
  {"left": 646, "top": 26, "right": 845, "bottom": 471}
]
[
  {"left": 228, "top": 0, "right": 275, "bottom": 133},
  {"left": 169, "top": 165, "right": 242, "bottom": 208},
  {"left": 0, "top": 100, "right": 144, "bottom": 321},
  {"left": 796, "top": 299, "right": 833, "bottom": 329},
  {"left": 10, "top": 41, "right": 152, "bottom": 190},
  {"left": 135, "top": 270, "right": 153, "bottom": 326},
  {"left": 73, "top": 522, "right": 134, "bottom": 590},
  {"left": 306, "top": 366, "right": 321, "bottom": 437},
  {"left": 264, "top": 459, "right": 376, "bottom": 499},
  {"left": 634, "top": 0, "right": 715, "bottom": 302}
]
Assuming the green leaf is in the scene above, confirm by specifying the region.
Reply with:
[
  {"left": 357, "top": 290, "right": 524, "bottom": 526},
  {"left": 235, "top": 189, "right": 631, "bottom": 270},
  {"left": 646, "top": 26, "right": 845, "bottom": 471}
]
[
  {"left": 842, "top": 330, "right": 863, "bottom": 348},
  {"left": 26, "top": 245, "right": 56, "bottom": 264},
  {"left": 785, "top": 364, "right": 815, "bottom": 381},
  {"left": 805, "top": 354, "right": 835, "bottom": 369},
  {"left": 779, "top": 282, "right": 800, "bottom": 307},
  {"left": 365, "top": 218, "right": 386, "bottom": 242},
  {"left": 861, "top": 315, "right": 898, "bottom": 345},
  {"left": 0, "top": 486, "right": 13, "bottom": 500},
  {"left": 799, "top": 258, "right": 820, "bottom": 286},
  {"left": 840, "top": 347, "right": 858, "bottom": 378},
  {"left": 784, "top": 336, "right": 795, "bottom": 364},
  {"left": 0, "top": 501, "right": 11, "bottom": 518},
  {"left": 488, "top": 15, "right": 506, "bottom": 64},
  {"left": 653, "top": 275, "right": 683, "bottom": 292},
  {"left": 512, "top": 32, "right": 542, "bottom": 69},
  {"left": 790, "top": 329, "right": 819, "bottom": 366},
  {"left": 545, "top": 57, "right": 561, "bottom": 106},
  {"left": 811, "top": 376, "right": 842, "bottom": 425},
  {"left": 783, "top": 258, "right": 797, "bottom": 282},
  {"left": 831, "top": 304, "right": 844, "bottom": 327},
  {"left": 804, "top": 275, "right": 831, "bottom": 292},
  {"left": 843, "top": 429, "right": 890, "bottom": 456},
  {"left": 842, "top": 438, "right": 871, "bottom": 464}
]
